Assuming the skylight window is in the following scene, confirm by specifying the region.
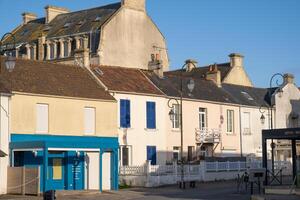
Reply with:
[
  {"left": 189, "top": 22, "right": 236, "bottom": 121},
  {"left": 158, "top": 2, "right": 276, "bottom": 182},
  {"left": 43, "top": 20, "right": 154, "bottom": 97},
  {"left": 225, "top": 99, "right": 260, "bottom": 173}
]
[
  {"left": 64, "top": 22, "right": 71, "bottom": 28},
  {"left": 95, "top": 67, "right": 103, "bottom": 76},
  {"left": 241, "top": 91, "right": 254, "bottom": 101},
  {"left": 20, "top": 29, "right": 29, "bottom": 36},
  {"left": 94, "top": 16, "right": 102, "bottom": 22}
]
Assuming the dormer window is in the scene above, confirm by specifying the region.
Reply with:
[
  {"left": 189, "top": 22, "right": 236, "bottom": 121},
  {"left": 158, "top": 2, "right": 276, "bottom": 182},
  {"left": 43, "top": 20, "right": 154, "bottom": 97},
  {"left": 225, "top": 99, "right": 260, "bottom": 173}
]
[
  {"left": 241, "top": 91, "right": 254, "bottom": 101},
  {"left": 94, "top": 16, "right": 102, "bottom": 22},
  {"left": 64, "top": 22, "right": 71, "bottom": 28},
  {"left": 94, "top": 67, "right": 103, "bottom": 76}
]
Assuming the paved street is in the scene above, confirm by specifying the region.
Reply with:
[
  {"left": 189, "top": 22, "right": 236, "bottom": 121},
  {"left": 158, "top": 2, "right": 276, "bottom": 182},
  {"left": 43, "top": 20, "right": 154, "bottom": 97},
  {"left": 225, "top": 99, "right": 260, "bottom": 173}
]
[{"left": 0, "top": 181, "right": 299, "bottom": 200}]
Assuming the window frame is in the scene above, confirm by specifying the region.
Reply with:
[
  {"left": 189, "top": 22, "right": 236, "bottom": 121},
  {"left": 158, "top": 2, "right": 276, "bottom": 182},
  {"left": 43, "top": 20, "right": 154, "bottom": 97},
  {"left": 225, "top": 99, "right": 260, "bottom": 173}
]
[
  {"left": 226, "top": 109, "right": 234, "bottom": 134},
  {"left": 199, "top": 107, "right": 207, "bottom": 130},
  {"left": 84, "top": 107, "right": 96, "bottom": 135},
  {"left": 146, "top": 101, "right": 156, "bottom": 129},
  {"left": 36, "top": 103, "right": 49, "bottom": 134},
  {"left": 172, "top": 104, "right": 180, "bottom": 129}
]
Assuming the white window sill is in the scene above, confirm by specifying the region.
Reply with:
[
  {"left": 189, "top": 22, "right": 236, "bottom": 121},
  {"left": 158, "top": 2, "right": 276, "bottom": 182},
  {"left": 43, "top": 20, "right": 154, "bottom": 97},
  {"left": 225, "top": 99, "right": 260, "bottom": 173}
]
[
  {"left": 171, "top": 129, "right": 180, "bottom": 132},
  {"left": 144, "top": 128, "right": 158, "bottom": 132},
  {"left": 118, "top": 127, "right": 133, "bottom": 130},
  {"left": 226, "top": 132, "right": 236, "bottom": 136}
]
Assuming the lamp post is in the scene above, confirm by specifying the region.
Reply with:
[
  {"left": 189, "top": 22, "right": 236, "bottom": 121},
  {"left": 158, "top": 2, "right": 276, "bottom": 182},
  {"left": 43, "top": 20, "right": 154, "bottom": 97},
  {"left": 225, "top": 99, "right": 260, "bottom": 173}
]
[
  {"left": 268, "top": 73, "right": 284, "bottom": 175},
  {"left": 0, "top": 32, "right": 16, "bottom": 73},
  {"left": 167, "top": 60, "right": 196, "bottom": 189}
]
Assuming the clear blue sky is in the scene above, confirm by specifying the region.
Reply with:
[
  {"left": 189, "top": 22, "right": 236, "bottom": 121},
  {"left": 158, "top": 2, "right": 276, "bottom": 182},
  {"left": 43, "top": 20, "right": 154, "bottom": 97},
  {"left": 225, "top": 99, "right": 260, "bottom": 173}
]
[{"left": 0, "top": 0, "right": 299, "bottom": 87}]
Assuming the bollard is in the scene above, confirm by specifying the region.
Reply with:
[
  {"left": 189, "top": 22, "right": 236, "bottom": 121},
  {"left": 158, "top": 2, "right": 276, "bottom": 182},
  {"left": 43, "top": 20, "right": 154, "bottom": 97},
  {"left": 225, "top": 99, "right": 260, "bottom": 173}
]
[{"left": 43, "top": 190, "right": 56, "bottom": 200}]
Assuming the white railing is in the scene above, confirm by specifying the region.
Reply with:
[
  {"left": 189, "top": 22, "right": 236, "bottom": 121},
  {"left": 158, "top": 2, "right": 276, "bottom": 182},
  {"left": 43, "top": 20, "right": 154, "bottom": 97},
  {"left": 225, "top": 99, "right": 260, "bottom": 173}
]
[
  {"left": 119, "top": 160, "right": 293, "bottom": 187},
  {"left": 195, "top": 128, "right": 221, "bottom": 143}
]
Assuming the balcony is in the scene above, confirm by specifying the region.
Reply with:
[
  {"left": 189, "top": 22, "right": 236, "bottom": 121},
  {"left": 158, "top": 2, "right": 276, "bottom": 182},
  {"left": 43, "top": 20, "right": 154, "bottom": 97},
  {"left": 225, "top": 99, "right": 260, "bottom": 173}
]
[{"left": 195, "top": 128, "right": 221, "bottom": 144}]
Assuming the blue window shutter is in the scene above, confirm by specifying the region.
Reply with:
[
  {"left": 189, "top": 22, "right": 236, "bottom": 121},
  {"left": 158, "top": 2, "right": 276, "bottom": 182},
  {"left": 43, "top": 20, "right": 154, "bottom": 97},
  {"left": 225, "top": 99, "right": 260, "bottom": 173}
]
[
  {"left": 126, "top": 100, "right": 130, "bottom": 128},
  {"left": 146, "top": 102, "right": 156, "bottom": 129},
  {"left": 147, "top": 146, "right": 157, "bottom": 165},
  {"left": 120, "top": 100, "right": 126, "bottom": 128}
]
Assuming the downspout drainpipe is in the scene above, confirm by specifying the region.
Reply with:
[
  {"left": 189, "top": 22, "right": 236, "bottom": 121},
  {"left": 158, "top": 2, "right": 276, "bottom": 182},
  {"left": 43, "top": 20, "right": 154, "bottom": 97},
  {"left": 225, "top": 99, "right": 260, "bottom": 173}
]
[{"left": 239, "top": 105, "right": 243, "bottom": 157}]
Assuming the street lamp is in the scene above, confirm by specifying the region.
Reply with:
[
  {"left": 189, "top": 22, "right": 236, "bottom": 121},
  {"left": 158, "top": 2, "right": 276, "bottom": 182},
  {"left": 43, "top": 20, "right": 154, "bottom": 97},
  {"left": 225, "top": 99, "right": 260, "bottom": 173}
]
[
  {"left": 268, "top": 73, "right": 284, "bottom": 176},
  {"left": 167, "top": 60, "right": 196, "bottom": 189},
  {"left": 0, "top": 32, "right": 16, "bottom": 73}
]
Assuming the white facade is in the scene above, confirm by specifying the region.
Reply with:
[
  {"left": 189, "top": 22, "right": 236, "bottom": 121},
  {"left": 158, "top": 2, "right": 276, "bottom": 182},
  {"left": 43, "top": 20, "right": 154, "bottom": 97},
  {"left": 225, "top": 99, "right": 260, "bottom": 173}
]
[
  {"left": 113, "top": 93, "right": 168, "bottom": 166},
  {"left": 0, "top": 95, "right": 10, "bottom": 194}
]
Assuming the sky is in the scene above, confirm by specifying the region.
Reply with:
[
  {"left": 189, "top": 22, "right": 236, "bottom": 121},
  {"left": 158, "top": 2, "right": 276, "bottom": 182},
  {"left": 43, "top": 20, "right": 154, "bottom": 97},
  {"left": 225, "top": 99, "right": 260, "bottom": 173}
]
[{"left": 0, "top": 0, "right": 299, "bottom": 87}]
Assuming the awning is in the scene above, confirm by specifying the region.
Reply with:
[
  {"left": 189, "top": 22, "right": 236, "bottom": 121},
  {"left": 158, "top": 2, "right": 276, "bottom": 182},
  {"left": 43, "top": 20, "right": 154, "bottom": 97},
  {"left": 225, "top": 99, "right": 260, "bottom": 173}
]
[{"left": 0, "top": 150, "right": 7, "bottom": 157}]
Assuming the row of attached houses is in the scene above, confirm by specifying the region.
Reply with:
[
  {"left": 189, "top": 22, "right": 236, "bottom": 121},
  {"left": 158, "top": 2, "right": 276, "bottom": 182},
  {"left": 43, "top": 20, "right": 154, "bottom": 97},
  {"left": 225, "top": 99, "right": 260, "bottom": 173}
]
[
  {"left": 0, "top": 0, "right": 300, "bottom": 195},
  {"left": 0, "top": 58, "right": 119, "bottom": 194}
]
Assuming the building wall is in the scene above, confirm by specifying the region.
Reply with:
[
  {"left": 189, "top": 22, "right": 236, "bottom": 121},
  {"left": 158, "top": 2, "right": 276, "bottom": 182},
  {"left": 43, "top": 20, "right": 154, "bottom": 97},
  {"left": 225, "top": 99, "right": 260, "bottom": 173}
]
[
  {"left": 11, "top": 93, "right": 117, "bottom": 137},
  {"left": 0, "top": 96, "right": 9, "bottom": 194},
  {"left": 113, "top": 93, "right": 167, "bottom": 165},
  {"left": 275, "top": 83, "right": 300, "bottom": 129},
  {"left": 165, "top": 100, "right": 241, "bottom": 161},
  {"left": 99, "top": 7, "right": 169, "bottom": 70},
  {"left": 240, "top": 106, "right": 270, "bottom": 157}
]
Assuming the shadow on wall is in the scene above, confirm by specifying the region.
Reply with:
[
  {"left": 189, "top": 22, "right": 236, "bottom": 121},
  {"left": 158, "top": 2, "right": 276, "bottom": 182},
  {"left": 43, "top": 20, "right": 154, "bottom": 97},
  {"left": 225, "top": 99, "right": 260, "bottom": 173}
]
[{"left": 288, "top": 100, "right": 300, "bottom": 128}]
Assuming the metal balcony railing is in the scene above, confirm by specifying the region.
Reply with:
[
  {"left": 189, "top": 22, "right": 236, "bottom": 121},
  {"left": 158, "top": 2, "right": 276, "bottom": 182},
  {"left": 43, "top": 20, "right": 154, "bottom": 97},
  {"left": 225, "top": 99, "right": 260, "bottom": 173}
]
[{"left": 195, "top": 128, "right": 221, "bottom": 144}]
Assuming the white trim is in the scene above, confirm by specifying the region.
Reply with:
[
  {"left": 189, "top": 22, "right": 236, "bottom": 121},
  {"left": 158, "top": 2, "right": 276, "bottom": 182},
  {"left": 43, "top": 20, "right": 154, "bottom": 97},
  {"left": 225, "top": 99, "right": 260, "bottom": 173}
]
[
  {"left": 48, "top": 148, "right": 100, "bottom": 152},
  {"left": 12, "top": 148, "right": 43, "bottom": 152}
]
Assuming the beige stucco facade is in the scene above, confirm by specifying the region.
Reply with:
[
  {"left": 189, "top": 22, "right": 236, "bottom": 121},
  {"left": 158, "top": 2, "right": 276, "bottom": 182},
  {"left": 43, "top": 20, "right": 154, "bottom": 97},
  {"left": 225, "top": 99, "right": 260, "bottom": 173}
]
[
  {"left": 11, "top": 93, "right": 117, "bottom": 137},
  {"left": 165, "top": 99, "right": 241, "bottom": 161},
  {"left": 99, "top": 7, "right": 169, "bottom": 70}
]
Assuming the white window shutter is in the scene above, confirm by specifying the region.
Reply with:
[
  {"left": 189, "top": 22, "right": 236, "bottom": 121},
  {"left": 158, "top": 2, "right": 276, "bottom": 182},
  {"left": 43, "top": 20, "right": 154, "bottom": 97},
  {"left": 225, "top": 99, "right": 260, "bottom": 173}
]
[
  {"left": 36, "top": 104, "right": 49, "bottom": 133},
  {"left": 85, "top": 107, "right": 96, "bottom": 135}
]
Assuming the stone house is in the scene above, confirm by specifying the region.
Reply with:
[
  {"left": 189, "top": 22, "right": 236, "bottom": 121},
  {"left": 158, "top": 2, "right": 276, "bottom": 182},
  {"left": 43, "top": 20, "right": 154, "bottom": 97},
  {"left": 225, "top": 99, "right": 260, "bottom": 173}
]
[{"left": 1, "top": 0, "right": 169, "bottom": 71}]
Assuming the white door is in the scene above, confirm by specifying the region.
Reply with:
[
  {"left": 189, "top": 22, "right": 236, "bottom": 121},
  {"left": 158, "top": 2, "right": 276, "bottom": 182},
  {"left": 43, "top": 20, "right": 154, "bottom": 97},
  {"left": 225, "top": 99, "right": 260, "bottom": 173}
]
[
  {"left": 86, "top": 152, "right": 99, "bottom": 190},
  {"left": 102, "top": 152, "right": 111, "bottom": 190}
]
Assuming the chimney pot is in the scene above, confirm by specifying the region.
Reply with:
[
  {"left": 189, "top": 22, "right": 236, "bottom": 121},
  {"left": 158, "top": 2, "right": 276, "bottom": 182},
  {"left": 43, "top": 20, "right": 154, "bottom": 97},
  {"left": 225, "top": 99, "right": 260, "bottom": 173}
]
[
  {"left": 45, "top": 5, "right": 69, "bottom": 24},
  {"left": 122, "top": 0, "right": 146, "bottom": 12},
  {"left": 284, "top": 73, "right": 295, "bottom": 84},
  {"left": 229, "top": 53, "right": 244, "bottom": 68},
  {"left": 206, "top": 64, "right": 221, "bottom": 87},
  {"left": 22, "top": 12, "right": 37, "bottom": 24}
]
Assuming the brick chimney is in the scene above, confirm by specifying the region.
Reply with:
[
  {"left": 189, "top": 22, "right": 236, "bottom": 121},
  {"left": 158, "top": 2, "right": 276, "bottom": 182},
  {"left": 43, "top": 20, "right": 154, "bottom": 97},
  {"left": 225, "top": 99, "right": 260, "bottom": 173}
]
[
  {"left": 229, "top": 53, "right": 244, "bottom": 68},
  {"left": 284, "top": 73, "right": 295, "bottom": 84},
  {"left": 121, "top": 0, "right": 146, "bottom": 12},
  {"left": 45, "top": 5, "right": 69, "bottom": 24},
  {"left": 185, "top": 59, "right": 197, "bottom": 72},
  {"left": 22, "top": 12, "right": 37, "bottom": 24},
  {"left": 206, "top": 63, "right": 221, "bottom": 87}
]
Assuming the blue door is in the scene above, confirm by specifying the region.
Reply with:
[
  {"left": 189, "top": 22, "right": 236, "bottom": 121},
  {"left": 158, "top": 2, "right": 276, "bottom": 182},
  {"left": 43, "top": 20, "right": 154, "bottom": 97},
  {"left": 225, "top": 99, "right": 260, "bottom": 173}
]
[
  {"left": 147, "top": 146, "right": 157, "bottom": 165},
  {"left": 48, "top": 157, "right": 65, "bottom": 190}
]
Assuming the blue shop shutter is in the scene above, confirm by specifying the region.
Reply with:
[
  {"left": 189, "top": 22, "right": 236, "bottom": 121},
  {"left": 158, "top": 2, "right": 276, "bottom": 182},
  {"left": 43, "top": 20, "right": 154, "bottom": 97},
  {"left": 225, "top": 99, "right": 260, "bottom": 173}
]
[
  {"left": 146, "top": 102, "right": 156, "bottom": 129},
  {"left": 146, "top": 146, "right": 157, "bottom": 165},
  {"left": 120, "top": 99, "right": 130, "bottom": 128}
]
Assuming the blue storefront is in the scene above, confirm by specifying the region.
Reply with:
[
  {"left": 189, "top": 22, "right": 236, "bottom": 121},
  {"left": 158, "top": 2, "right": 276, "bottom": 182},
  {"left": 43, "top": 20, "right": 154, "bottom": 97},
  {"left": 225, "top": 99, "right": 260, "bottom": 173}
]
[{"left": 10, "top": 134, "right": 119, "bottom": 192}]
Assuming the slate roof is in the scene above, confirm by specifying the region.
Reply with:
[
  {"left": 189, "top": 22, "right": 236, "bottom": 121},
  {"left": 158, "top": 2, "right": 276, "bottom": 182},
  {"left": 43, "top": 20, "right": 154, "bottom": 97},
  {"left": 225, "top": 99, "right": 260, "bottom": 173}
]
[
  {"left": 166, "top": 63, "right": 231, "bottom": 81},
  {"left": 91, "top": 66, "right": 164, "bottom": 95},
  {"left": 142, "top": 70, "right": 238, "bottom": 104},
  {"left": 3, "top": 3, "right": 121, "bottom": 44},
  {"left": 222, "top": 84, "right": 272, "bottom": 107},
  {"left": 0, "top": 57, "right": 115, "bottom": 100}
]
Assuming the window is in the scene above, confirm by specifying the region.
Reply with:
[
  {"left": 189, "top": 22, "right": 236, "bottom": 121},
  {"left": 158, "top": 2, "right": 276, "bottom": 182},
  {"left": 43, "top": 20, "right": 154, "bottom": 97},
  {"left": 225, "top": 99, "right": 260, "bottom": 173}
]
[
  {"left": 146, "top": 146, "right": 157, "bottom": 165},
  {"left": 173, "top": 147, "right": 180, "bottom": 161},
  {"left": 36, "top": 104, "right": 48, "bottom": 133},
  {"left": 52, "top": 158, "right": 63, "bottom": 180},
  {"left": 227, "top": 110, "right": 234, "bottom": 133},
  {"left": 172, "top": 104, "right": 180, "bottom": 129},
  {"left": 63, "top": 41, "right": 68, "bottom": 57},
  {"left": 242, "top": 112, "right": 251, "bottom": 135},
  {"left": 84, "top": 107, "right": 95, "bottom": 135},
  {"left": 50, "top": 44, "right": 54, "bottom": 59},
  {"left": 188, "top": 146, "right": 194, "bottom": 162},
  {"left": 199, "top": 108, "right": 207, "bottom": 130},
  {"left": 120, "top": 145, "right": 131, "bottom": 166},
  {"left": 120, "top": 99, "right": 130, "bottom": 128},
  {"left": 146, "top": 102, "right": 156, "bottom": 129},
  {"left": 30, "top": 47, "right": 34, "bottom": 60}
]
